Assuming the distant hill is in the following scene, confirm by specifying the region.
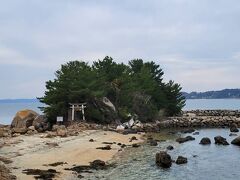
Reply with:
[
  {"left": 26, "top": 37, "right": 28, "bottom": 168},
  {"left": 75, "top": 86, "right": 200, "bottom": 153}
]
[
  {"left": 0, "top": 99, "right": 39, "bottom": 103},
  {"left": 182, "top": 89, "right": 240, "bottom": 99}
]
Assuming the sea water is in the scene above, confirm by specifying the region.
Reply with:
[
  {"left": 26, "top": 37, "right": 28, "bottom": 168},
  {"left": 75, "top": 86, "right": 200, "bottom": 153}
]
[
  {"left": 183, "top": 99, "right": 240, "bottom": 110},
  {"left": 0, "top": 101, "right": 44, "bottom": 125},
  {"left": 87, "top": 128, "right": 240, "bottom": 180}
]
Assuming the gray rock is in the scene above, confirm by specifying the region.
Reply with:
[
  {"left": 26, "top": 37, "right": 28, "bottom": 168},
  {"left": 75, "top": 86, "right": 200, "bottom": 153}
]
[
  {"left": 199, "top": 137, "right": 211, "bottom": 145},
  {"left": 11, "top": 109, "right": 39, "bottom": 130},
  {"left": 229, "top": 133, "right": 238, "bottom": 136},
  {"left": 156, "top": 151, "right": 172, "bottom": 168},
  {"left": 33, "top": 115, "right": 50, "bottom": 132},
  {"left": 231, "top": 136, "right": 240, "bottom": 146},
  {"left": 166, "top": 145, "right": 174, "bottom": 150},
  {"left": 214, "top": 136, "right": 229, "bottom": 145},
  {"left": 176, "top": 156, "right": 188, "bottom": 164}
]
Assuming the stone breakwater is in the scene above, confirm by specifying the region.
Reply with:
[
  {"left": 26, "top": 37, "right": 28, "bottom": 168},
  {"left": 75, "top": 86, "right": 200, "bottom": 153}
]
[{"left": 159, "top": 110, "right": 240, "bottom": 128}]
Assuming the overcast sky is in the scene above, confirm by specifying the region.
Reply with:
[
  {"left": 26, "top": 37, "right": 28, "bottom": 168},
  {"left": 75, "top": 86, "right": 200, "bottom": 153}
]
[{"left": 1, "top": 0, "right": 240, "bottom": 98}]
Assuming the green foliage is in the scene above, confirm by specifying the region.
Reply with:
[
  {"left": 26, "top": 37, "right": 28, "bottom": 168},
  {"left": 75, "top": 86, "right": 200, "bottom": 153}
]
[{"left": 39, "top": 57, "right": 185, "bottom": 124}]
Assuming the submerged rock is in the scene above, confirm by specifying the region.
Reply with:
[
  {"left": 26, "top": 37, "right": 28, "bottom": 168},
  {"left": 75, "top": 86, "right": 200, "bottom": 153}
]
[
  {"left": 176, "top": 136, "right": 195, "bottom": 144},
  {"left": 193, "top": 132, "right": 200, "bottom": 135},
  {"left": 176, "top": 156, "right": 188, "bottom": 164},
  {"left": 199, "top": 137, "right": 211, "bottom": 145},
  {"left": 149, "top": 140, "right": 158, "bottom": 146},
  {"left": 229, "top": 133, "right": 238, "bottom": 136},
  {"left": 231, "top": 136, "right": 240, "bottom": 146},
  {"left": 166, "top": 145, "right": 174, "bottom": 150},
  {"left": 22, "top": 168, "right": 58, "bottom": 179},
  {"left": 181, "top": 128, "right": 195, "bottom": 134},
  {"left": 156, "top": 151, "right": 172, "bottom": 168},
  {"left": 214, "top": 136, "right": 229, "bottom": 145}
]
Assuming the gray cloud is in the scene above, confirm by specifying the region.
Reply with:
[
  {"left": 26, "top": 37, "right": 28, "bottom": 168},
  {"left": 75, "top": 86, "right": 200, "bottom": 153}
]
[{"left": 1, "top": 0, "right": 240, "bottom": 98}]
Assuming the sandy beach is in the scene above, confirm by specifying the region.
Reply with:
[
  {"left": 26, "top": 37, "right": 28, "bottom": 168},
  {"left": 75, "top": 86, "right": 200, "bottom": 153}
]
[{"left": 0, "top": 130, "right": 144, "bottom": 179}]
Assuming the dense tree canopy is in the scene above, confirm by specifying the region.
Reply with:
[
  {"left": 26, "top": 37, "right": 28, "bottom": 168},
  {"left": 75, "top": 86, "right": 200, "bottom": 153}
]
[{"left": 39, "top": 56, "right": 185, "bottom": 124}]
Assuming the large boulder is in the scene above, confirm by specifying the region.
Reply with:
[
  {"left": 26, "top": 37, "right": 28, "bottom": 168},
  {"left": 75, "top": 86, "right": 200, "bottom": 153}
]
[
  {"left": 32, "top": 115, "right": 50, "bottom": 132},
  {"left": 231, "top": 136, "right": 240, "bottom": 146},
  {"left": 155, "top": 151, "right": 172, "bottom": 168},
  {"left": 11, "top": 110, "right": 39, "bottom": 130}
]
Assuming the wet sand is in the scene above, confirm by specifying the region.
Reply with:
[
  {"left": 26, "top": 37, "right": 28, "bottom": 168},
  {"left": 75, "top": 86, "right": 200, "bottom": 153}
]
[{"left": 0, "top": 130, "right": 144, "bottom": 179}]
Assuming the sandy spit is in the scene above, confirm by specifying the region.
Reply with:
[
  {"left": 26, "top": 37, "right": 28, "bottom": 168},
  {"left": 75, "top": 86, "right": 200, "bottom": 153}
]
[{"left": 0, "top": 130, "right": 144, "bottom": 179}]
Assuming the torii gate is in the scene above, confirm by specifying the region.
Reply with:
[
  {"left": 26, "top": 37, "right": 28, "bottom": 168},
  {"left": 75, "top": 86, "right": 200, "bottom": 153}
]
[{"left": 69, "top": 103, "right": 86, "bottom": 121}]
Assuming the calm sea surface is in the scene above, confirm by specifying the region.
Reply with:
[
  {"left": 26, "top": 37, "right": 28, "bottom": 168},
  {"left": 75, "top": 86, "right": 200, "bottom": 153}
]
[
  {"left": 0, "top": 101, "right": 44, "bottom": 125},
  {"left": 1, "top": 99, "right": 240, "bottom": 125},
  {"left": 183, "top": 99, "right": 240, "bottom": 110},
  {"left": 87, "top": 128, "right": 240, "bottom": 180}
]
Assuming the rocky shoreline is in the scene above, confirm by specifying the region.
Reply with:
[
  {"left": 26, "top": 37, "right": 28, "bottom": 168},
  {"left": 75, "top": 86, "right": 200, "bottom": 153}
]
[{"left": 1, "top": 109, "right": 240, "bottom": 179}]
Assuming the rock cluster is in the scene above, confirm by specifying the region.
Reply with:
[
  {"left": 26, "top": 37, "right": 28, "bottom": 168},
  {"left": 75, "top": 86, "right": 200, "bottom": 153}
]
[
  {"left": 0, "top": 109, "right": 51, "bottom": 138},
  {"left": 156, "top": 152, "right": 188, "bottom": 168}
]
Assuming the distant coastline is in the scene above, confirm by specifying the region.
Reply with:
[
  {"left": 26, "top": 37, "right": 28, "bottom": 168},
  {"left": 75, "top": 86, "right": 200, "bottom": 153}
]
[
  {"left": 182, "top": 88, "right": 240, "bottom": 99},
  {"left": 0, "top": 99, "right": 39, "bottom": 103}
]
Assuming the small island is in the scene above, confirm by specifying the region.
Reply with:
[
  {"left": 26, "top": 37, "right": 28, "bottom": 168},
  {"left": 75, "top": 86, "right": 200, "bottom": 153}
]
[{"left": 1, "top": 58, "right": 240, "bottom": 180}]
